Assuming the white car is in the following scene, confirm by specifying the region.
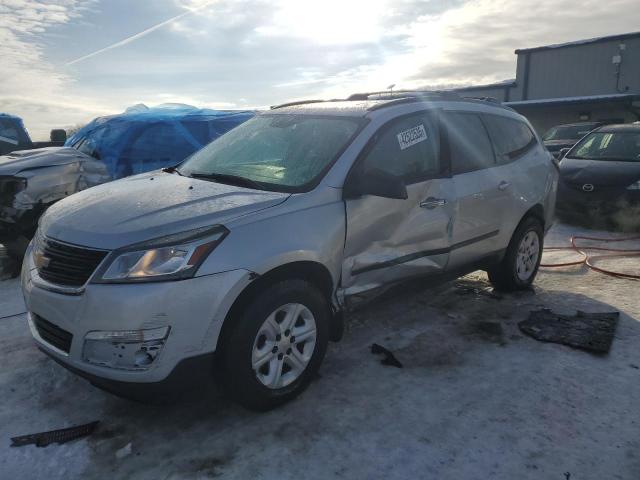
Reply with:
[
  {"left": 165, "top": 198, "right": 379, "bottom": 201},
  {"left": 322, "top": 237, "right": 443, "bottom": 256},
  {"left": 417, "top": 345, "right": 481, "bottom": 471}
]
[{"left": 21, "top": 92, "right": 558, "bottom": 410}]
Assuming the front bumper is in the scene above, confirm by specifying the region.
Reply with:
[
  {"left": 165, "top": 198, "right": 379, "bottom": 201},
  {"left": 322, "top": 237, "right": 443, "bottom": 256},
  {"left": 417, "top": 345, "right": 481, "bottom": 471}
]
[
  {"left": 556, "top": 180, "right": 640, "bottom": 218},
  {"left": 21, "top": 244, "right": 253, "bottom": 384}
]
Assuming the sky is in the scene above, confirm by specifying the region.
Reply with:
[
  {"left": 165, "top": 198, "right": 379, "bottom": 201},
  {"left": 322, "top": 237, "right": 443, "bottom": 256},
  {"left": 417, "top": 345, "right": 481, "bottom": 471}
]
[{"left": 1, "top": 0, "right": 639, "bottom": 140}]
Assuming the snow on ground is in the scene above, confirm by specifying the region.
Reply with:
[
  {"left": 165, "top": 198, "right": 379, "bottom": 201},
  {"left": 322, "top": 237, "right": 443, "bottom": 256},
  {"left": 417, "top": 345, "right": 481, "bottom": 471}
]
[{"left": 0, "top": 223, "right": 639, "bottom": 479}]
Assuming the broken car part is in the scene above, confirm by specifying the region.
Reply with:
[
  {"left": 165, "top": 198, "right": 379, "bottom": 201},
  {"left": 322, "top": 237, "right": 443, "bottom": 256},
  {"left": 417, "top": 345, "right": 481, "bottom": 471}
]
[
  {"left": 371, "top": 343, "right": 403, "bottom": 368},
  {"left": 519, "top": 309, "right": 619, "bottom": 353},
  {"left": 11, "top": 421, "right": 99, "bottom": 447}
]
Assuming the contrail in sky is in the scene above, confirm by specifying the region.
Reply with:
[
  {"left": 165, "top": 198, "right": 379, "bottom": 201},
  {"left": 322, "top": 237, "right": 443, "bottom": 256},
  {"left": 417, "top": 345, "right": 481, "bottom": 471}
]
[{"left": 66, "top": 2, "right": 212, "bottom": 66}]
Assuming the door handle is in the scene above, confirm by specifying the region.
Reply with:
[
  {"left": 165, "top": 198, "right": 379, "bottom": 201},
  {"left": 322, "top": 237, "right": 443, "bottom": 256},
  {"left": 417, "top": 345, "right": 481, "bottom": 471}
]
[
  {"left": 498, "top": 181, "right": 511, "bottom": 191},
  {"left": 420, "top": 197, "right": 446, "bottom": 209}
]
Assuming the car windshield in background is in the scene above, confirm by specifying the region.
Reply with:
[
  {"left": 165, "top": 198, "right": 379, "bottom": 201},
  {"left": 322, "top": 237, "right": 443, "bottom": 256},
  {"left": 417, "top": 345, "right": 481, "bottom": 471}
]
[
  {"left": 570, "top": 131, "right": 640, "bottom": 162},
  {"left": 178, "top": 115, "right": 363, "bottom": 191},
  {"left": 543, "top": 124, "right": 596, "bottom": 141}
]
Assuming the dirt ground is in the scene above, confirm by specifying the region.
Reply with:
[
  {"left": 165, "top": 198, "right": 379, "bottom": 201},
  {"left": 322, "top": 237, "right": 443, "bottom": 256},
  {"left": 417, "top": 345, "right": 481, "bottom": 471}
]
[{"left": 1, "top": 223, "right": 639, "bottom": 479}]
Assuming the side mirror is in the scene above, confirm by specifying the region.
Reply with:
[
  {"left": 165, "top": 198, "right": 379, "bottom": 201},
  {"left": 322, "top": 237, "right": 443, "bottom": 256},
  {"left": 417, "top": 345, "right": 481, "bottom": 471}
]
[
  {"left": 50, "top": 129, "right": 67, "bottom": 143},
  {"left": 558, "top": 147, "right": 571, "bottom": 159},
  {"left": 344, "top": 168, "right": 408, "bottom": 200}
]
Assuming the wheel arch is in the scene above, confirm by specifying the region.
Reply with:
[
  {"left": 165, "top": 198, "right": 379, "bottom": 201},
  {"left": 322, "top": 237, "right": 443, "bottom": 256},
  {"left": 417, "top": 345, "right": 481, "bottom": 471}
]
[{"left": 216, "top": 261, "right": 341, "bottom": 351}]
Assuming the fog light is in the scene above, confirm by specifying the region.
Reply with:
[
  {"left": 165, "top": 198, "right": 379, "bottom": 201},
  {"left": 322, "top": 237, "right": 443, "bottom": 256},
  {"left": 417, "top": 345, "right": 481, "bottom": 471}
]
[
  {"left": 134, "top": 350, "right": 154, "bottom": 367},
  {"left": 83, "top": 327, "right": 170, "bottom": 370}
]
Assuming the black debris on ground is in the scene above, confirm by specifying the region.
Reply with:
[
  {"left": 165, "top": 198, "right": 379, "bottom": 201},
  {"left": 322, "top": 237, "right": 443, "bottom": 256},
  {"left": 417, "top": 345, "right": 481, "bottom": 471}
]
[
  {"left": 454, "top": 284, "right": 503, "bottom": 300},
  {"left": 519, "top": 309, "right": 619, "bottom": 354},
  {"left": 11, "top": 421, "right": 100, "bottom": 448},
  {"left": 371, "top": 343, "right": 403, "bottom": 368}
]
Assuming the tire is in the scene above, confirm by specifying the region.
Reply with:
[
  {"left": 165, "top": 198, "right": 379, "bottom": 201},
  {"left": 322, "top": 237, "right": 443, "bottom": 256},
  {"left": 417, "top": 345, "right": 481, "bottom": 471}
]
[
  {"left": 488, "top": 216, "right": 544, "bottom": 291},
  {"left": 218, "top": 279, "right": 330, "bottom": 411}
]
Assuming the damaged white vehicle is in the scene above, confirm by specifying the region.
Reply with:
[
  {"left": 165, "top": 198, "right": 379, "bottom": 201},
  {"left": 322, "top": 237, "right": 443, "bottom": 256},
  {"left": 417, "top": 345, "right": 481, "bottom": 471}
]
[
  {"left": 21, "top": 93, "right": 558, "bottom": 410},
  {"left": 0, "top": 147, "right": 110, "bottom": 257}
]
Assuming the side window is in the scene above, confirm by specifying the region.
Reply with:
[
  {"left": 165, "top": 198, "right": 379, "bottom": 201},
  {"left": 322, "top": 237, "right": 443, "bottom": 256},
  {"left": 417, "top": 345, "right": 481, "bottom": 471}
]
[
  {"left": 361, "top": 113, "right": 440, "bottom": 183},
  {"left": 483, "top": 114, "right": 536, "bottom": 163},
  {"left": 443, "top": 112, "right": 495, "bottom": 174}
]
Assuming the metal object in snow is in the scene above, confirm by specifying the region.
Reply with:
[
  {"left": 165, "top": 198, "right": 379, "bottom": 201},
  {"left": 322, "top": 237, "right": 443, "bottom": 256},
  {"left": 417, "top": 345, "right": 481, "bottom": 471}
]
[{"left": 10, "top": 421, "right": 100, "bottom": 447}]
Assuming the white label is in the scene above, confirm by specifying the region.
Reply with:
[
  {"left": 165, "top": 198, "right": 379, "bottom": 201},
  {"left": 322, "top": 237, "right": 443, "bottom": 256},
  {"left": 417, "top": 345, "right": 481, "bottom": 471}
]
[{"left": 396, "top": 124, "right": 427, "bottom": 150}]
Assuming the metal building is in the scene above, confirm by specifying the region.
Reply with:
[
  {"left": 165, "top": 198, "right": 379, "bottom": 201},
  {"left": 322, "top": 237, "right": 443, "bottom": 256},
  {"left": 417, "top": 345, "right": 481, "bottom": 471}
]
[{"left": 452, "top": 32, "right": 640, "bottom": 134}]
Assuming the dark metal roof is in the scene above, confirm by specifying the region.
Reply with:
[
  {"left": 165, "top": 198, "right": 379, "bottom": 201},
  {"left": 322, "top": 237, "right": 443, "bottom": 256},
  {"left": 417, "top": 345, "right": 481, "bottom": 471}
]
[
  {"left": 506, "top": 93, "right": 640, "bottom": 107},
  {"left": 515, "top": 31, "right": 640, "bottom": 54},
  {"left": 451, "top": 80, "right": 516, "bottom": 92}
]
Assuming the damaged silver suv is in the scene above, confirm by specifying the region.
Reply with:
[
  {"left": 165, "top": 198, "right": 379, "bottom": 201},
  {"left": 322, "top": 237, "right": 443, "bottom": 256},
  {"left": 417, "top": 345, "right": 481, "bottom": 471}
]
[{"left": 21, "top": 93, "right": 557, "bottom": 410}]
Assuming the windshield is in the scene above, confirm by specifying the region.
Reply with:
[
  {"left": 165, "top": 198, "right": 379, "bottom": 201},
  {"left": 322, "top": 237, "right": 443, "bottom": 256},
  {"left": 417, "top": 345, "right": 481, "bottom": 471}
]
[
  {"left": 569, "top": 131, "right": 640, "bottom": 162},
  {"left": 178, "top": 114, "right": 363, "bottom": 191},
  {"left": 543, "top": 124, "right": 596, "bottom": 141}
]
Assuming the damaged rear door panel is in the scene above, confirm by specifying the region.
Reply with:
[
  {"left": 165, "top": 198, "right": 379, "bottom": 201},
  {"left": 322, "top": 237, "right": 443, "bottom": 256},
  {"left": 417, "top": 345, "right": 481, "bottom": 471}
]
[{"left": 341, "top": 110, "right": 455, "bottom": 297}]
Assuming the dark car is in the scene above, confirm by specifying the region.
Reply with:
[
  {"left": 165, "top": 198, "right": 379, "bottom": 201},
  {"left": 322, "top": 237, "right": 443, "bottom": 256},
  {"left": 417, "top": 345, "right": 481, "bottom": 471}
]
[
  {"left": 542, "top": 121, "right": 605, "bottom": 158},
  {"left": 556, "top": 124, "right": 640, "bottom": 230},
  {"left": 0, "top": 113, "right": 67, "bottom": 156}
]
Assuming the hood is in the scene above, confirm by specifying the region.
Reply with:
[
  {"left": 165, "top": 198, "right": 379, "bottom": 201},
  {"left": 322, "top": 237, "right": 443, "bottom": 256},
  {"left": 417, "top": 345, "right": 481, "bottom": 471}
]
[
  {"left": 559, "top": 158, "right": 640, "bottom": 186},
  {"left": 0, "top": 147, "right": 93, "bottom": 176},
  {"left": 544, "top": 140, "right": 576, "bottom": 151},
  {"left": 40, "top": 171, "right": 290, "bottom": 249}
]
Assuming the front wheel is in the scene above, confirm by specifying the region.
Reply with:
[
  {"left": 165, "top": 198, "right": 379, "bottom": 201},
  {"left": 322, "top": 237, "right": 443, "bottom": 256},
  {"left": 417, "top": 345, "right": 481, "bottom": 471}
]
[
  {"left": 488, "top": 216, "right": 544, "bottom": 291},
  {"left": 218, "top": 279, "right": 329, "bottom": 411}
]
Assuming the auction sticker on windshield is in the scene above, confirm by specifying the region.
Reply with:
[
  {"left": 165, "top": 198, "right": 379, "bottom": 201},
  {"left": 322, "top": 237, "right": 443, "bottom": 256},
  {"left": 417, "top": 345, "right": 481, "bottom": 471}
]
[{"left": 397, "top": 124, "right": 428, "bottom": 150}]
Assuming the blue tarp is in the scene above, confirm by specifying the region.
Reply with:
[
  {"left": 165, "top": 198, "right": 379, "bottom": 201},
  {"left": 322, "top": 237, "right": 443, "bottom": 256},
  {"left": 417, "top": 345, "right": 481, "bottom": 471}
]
[
  {"left": 65, "top": 104, "right": 254, "bottom": 179},
  {"left": 0, "top": 113, "right": 32, "bottom": 154}
]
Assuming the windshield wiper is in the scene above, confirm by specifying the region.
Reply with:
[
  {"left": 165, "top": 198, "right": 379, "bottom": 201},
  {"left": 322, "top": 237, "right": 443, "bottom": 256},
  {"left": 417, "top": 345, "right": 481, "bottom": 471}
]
[
  {"left": 189, "top": 172, "right": 264, "bottom": 190},
  {"left": 162, "top": 165, "right": 185, "bottom": 176}
]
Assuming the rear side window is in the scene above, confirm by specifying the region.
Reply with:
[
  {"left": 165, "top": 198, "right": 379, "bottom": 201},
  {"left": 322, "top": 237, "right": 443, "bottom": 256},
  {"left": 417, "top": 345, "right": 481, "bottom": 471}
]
[
  {"left": 361, "top": 113, "right": 441, "bottom": 183},
  {"left": 443, "top": 112, "right": 495, "bottom": 174},
  {"left": 483, "top": 115, "right": 536, "bottom": 163}
]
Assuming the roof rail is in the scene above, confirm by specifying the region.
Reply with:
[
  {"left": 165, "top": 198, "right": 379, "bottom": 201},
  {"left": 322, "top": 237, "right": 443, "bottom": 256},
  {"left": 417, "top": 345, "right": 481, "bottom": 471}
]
[
  {"left": 270, "top": 99, "right": 328, "bottom": 110},
  {"left": 462, "top": 96, "right": 500, "bottom": 103},
  {"left": 348, "top": 90, "right": 460, "bottom": 102},
  {"left": 366, "top": 91, "right": 461, "bottom": 111}
]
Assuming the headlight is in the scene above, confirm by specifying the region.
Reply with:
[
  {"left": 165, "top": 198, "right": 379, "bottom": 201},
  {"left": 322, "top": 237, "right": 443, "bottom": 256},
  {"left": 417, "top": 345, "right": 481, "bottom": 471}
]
[
  {"left": 93, "top": 225, "right": 228, "bottom": 283},
  {"left": 0, "top": 176, "right": 27, "bottom": 196},
  {"left": 627, "top": 180, "right": 640, "bottom": 191}
]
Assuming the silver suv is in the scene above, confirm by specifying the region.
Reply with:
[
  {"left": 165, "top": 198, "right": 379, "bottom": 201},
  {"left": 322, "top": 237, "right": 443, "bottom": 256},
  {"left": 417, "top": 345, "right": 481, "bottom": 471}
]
[{"left": 21, "top": 93, "right": 558, "bottom": 410}]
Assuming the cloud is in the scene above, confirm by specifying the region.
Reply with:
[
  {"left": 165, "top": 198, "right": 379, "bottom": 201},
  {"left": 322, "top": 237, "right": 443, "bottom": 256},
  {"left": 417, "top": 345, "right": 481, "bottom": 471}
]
[
  {"left": 2, "top": 0, "right": 640, "bottom": 140},
  {"left": 408, "top": 0, "right": 640, "bottom": 87},
  {"left": 66, "top": 1, "right": 215, "bottom": 65},
  {"left": 0, "top": 0, "right": 116, "bottom": 139}
]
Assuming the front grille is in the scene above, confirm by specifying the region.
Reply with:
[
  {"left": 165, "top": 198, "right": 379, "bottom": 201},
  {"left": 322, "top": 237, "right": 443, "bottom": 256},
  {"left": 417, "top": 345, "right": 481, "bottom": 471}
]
[
  {"left": 36, "top": 237, "right": 108, "bottom": 287},
  {"left": 33, "top": 314, "right": 73, "bottom": 353}
]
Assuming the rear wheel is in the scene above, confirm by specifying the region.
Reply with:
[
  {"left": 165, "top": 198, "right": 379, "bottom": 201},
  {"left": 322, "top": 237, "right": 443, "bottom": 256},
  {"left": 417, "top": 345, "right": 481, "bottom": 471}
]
[
  {"left": 488, "top": 216, "right": 544, "bottom": 291},
  {"left": 218, "top": 279, "right": 329, "bottom": 411}
]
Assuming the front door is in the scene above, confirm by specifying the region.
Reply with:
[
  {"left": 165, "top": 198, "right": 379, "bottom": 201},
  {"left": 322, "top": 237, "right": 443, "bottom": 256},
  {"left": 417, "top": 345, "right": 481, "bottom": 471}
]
[{"left": 341, "top": 111, "right": 454, "bottom": 297}]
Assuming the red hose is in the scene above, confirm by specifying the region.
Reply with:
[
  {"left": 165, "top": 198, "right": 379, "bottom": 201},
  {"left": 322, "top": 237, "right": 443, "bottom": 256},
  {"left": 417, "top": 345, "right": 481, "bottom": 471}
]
[{"left": 540, "top": 234, "right": 640, "bottom": 280}]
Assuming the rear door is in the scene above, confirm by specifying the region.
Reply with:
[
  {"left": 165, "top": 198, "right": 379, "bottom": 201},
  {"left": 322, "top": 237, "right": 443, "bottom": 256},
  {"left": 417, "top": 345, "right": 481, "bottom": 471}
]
[
  {"left": 341, "top": 111, "right": 455, "bottom": 296},
  {"left": 442, "top": 111, "right": 509, "bottom": 269},
  {"left": 482, "top": 114, "right": 545, "bottom": 245}
]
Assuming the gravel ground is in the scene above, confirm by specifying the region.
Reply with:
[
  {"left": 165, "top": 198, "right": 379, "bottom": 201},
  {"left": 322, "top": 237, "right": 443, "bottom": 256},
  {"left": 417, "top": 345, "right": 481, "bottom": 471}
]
[{"left": 0, "top": 223, "right": 639, "bottom": 479}]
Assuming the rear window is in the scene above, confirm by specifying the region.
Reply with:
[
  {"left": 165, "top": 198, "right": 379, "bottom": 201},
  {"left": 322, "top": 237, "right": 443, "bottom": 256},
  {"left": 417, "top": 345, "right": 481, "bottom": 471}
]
[
  {"left": 483, "top": 115, "right": 536, "bottom": 163},
  {"left": 543, "top": 124, "right": 597, "bottom": 141}
]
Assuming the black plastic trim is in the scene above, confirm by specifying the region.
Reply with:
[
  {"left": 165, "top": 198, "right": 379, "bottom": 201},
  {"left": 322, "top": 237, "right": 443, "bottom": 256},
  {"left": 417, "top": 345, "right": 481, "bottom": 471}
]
[{"left": 352, "top": 230, "right": 500, "bottom": 275}]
